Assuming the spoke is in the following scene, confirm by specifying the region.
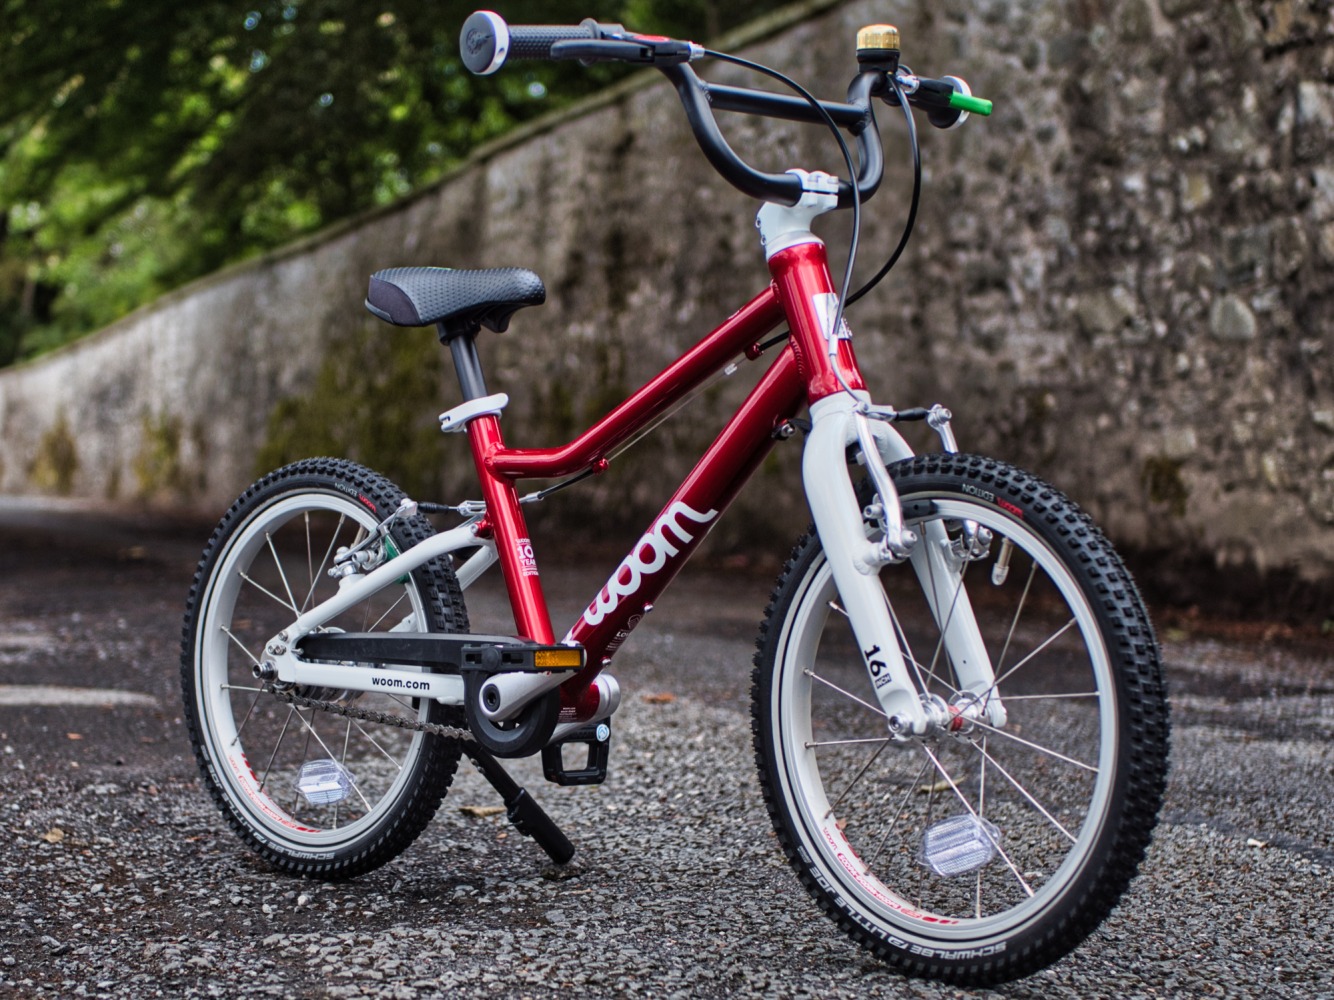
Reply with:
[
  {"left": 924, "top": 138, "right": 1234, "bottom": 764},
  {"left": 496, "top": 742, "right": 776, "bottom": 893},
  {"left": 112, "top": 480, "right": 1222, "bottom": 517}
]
[
  {"left": 921, "top": 539, "right": 972, "bottom": 693},
  {"left": 352, "top": 719, "right": 408, "bottom": 771},
  {"left": 986, "top": 618, "right": 1079, "bottom": 696},
  {"left": 367, "top": 591, "right": 410, "bottom": 633},
  {"left": 828, "top": 600, "right": 849, "bottom": 618},
  {"left": 220, "top": 625, "right": 263, "bottom": 668},
  {"left": 229, "top": 688, "right": 266, "bottom": 747},
  {"left": 258, "top": 706, "right": 297, "bottom": 794},
  {"left": 917, "top": 741, "right": 1034, "bottom": 898},
  {"left": 219, "top": 625, "right": 270, "bottom": 747},
  {"left": 883, "top": 589, "right": 929, "bottom": 695},
  {"left": 806, "top": 736, "right": 899, "bottom": 748},
  {"left": 970, "top": 738, "right": 1078, "bottom": 844},
  {"left": 1001, "top": 691, "right": 1100, "bottom": 701},
  {"left": 976, "top": 734, "right": 987, "bottom": 919},
  {"left": 867, "top": 755, "right": 932, "bottom": 866},
  {"left": 303, "top": 513, "right": 346, "bottom": 612},
  {"left": 885, "top": 595, "right": 960, "bottom": 701},
  {"left": 239, "top": 572, "right": 299, "bottom": 615},
  {"left": 806, "top": 669, "right": 887, "bottom": 718},
  {"left": 993, "top": 559, "right": 1038, "bottom": 678},
  {"left": 335, "top": 718, "right": 353, "bottom": 830},
  {"left": 967, "top": 716, "right": 1098, "bottom": 774},
  {"left": 291, "top": 716, "right": 316, "bottom": 813},
  {"left": 304, "top": 513, "right": 314, "bottom": 612},
  {"left": 822, "top": 737, "right": 893, "bottom": 820},
  {"left": 266, "top": 532, "right": 300, "bottom": 617},
  {"left": 291, "top": 708, "right": 375, "bottom": 812},
  {"left": 221, "top": 683, "right": 267, "bottom": 693}
]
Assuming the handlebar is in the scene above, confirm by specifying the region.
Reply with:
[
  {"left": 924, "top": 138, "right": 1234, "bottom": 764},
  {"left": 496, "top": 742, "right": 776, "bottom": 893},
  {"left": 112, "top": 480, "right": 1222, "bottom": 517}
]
[
  {"left": 458, "top": 10, "right": 991, "bottom": 208},
  {"left": 657, "top": 65, "right": 882, "bottom": 208},
  {"left": 460, "top": 12, "right": 608, "bottom": 75}
]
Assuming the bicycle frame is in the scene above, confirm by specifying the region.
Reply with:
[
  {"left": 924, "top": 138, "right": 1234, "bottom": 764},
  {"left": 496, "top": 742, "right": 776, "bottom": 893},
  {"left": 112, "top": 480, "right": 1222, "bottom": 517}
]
[
  {"left": 184, "top": 24, "right": 1167, "bottom": 974},
  {"left": 270, "top": 208, "right": 1000, "bottom": 738}
]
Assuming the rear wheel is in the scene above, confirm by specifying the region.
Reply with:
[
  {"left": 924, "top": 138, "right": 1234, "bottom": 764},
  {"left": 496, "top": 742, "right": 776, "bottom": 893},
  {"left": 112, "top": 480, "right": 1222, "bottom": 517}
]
[
  {"left": 181, "top": 458, "right": 468, "bottom": 878},
  {"left": 753, "top": 454, "right": 1169, "bottom": 983}
]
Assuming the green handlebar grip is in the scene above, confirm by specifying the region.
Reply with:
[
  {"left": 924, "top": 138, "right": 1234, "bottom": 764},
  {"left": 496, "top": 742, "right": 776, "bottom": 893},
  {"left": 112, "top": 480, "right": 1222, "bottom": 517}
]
[{"left": 949, "top": 91, "right": 993, "bottom": 116}]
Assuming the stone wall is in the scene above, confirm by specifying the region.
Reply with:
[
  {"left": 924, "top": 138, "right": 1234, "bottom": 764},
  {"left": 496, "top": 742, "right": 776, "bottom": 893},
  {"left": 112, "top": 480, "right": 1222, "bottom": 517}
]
[{"left": 1, "top": 0, "right": 1331, "bottom": 599}]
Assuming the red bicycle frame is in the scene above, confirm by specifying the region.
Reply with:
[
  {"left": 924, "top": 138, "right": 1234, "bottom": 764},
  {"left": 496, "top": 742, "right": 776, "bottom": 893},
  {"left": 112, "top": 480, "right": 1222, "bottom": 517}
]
[{"left": 463, "top": 239, "right": 866, "bottom": 719}]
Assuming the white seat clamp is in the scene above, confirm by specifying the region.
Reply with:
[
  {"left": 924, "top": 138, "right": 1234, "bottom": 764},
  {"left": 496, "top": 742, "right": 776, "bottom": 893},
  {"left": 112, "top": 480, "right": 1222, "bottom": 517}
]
[{"left": 439, "top": 392, "right": 509, "bottom": 433}]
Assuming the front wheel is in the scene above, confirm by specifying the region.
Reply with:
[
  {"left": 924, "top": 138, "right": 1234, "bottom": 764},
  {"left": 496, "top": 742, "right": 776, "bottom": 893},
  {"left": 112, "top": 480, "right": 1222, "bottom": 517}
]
[
  {"left": 181, "top": 458, "right": 469, "bottom": 878},
  {"left": 753, "top": 454, "right": 1169, "bottom": 984}
]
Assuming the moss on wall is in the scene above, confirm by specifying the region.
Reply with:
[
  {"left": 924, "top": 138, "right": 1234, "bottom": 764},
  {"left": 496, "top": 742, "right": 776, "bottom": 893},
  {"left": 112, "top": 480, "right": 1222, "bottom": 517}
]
[
  {"left": 257, "top": 322, "right": 451, "bottom": 500},
  {"left": 1141, "top": 456, "right": 1190, "bottom": 518},
  {"left": 133, "top": 412, "right": 187, "bottom": 500},
  {"left": 29, "top": 411, "right": 79, "bottom": 495}
]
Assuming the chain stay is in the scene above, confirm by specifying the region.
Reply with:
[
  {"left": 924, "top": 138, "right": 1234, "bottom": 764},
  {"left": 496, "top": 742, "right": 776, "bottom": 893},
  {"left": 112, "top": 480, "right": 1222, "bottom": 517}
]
[{"left": 269, "top": 688, "right": 475, "bottom": 742}]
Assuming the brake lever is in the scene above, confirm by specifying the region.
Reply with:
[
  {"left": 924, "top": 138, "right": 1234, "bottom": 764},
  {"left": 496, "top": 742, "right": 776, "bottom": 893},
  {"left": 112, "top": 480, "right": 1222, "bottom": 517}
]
[{"left": 550, "top": 38, "right": 697, "bottom": 66}]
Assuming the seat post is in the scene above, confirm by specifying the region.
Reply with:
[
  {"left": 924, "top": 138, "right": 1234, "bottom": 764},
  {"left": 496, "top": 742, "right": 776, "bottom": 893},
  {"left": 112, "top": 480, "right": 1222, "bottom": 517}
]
[
  {"left": 439, "top": 322, "right": 489, "bottom": 402},
  {"left": 438, "top": 319, "right": 558, "bottom": 647}
]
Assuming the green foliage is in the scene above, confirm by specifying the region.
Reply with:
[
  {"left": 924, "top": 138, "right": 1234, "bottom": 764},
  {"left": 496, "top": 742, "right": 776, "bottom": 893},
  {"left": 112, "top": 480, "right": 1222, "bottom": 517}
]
[{"left": 0, "top": 0, "right": 786, "bottom": 366}]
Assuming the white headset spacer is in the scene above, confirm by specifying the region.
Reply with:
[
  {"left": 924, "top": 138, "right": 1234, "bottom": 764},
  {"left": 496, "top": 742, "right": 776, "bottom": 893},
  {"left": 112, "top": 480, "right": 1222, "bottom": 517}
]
[{"left": 477, "top": 11, "right": 510, "bottom": 75}]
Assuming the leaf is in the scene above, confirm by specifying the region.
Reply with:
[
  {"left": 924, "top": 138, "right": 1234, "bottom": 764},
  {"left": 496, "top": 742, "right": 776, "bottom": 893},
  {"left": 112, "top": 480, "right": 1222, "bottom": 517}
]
[
  {"left": 458, "top": 805, "right": 505, "bottom": 819},
  {"left": 917, "top": 779, "right": 953, "bottom": 795},
  {"left": 642, "top": 692, "right": 676, "bottom": 705},
  {"left": 41, "top": 827, "right": 65, "bottom": 843}
]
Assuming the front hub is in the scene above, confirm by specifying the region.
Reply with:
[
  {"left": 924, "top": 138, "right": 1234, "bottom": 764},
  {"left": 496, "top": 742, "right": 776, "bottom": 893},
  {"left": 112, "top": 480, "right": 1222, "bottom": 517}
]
[{"left": 889, "top": 692, "right": 990, "bottom": 739}]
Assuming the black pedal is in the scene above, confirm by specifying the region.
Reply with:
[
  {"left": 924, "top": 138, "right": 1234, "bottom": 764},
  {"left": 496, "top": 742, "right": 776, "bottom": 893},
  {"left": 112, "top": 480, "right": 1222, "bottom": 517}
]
[{"left": 542, "top": 722, "right": 611, "bottom": 786}]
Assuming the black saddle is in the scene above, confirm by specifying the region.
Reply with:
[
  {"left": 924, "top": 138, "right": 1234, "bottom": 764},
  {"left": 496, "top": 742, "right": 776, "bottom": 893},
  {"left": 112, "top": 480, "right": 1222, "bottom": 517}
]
[{"left": 365, "top": 266, "right": 545, "bottom": 335}]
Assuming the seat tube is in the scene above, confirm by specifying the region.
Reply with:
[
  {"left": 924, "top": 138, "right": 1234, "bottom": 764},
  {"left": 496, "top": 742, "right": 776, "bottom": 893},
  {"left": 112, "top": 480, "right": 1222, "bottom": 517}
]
[{"left": 466, "top": 415, "right": 556, "bottom": 644}]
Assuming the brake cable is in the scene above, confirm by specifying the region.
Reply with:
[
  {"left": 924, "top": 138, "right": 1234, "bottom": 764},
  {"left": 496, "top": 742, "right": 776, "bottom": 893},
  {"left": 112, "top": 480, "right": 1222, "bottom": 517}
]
[
  {"left": 696, "top": 53, "right": 924, "bottom": 401},
  {"left": 703, "top": 49, "right": 863, "bottom": 397},
  {"left": 846, "top": 76, "right": 922, "bottom": 307}
]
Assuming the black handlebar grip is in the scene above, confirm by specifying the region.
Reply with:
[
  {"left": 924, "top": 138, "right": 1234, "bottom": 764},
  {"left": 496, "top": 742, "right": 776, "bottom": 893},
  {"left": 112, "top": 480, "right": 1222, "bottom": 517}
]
[
  {"left": 509, "top": 23, "right": 601, "bottom": 59},
  {"left": 460, "top": 11, "right": 600, "bottom": 75}
]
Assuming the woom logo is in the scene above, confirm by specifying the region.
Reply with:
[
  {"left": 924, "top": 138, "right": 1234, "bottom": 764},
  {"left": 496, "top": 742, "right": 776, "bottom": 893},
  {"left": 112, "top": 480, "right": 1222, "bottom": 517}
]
[
  {"left": 371, "top": 675, "right": 431, "bottom": 692},
  {"left": 582, "top": 502, "right": 718, "bottom": 626},
  {"left": 464, "top": 28, "right": 491, "bottom": 55}
]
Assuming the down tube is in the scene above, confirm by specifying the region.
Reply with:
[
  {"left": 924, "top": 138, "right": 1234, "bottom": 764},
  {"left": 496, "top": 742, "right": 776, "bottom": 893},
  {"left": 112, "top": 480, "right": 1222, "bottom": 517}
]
[{"left": 562, "top": 348, "right": 805, "bottom": 689}]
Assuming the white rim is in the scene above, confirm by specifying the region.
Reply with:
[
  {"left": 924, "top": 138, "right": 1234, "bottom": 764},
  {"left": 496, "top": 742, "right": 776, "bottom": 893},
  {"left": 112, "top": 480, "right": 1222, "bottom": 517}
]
[
  {"left": 193, "top": 491, "right": 432, "bottom": 851},
  {"left": 772, "top": 497, "right": 1118, "bottom": 948}
]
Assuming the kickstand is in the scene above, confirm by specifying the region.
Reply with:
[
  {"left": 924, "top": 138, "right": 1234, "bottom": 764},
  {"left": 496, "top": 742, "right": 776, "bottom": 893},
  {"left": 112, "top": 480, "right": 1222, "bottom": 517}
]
[{"left": 462, "top": 744, "right": 575, "bottom": 865}]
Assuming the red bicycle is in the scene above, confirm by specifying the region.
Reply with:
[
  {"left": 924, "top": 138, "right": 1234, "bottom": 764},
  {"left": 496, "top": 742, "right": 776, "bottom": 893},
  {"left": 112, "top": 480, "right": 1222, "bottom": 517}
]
[{"left": 181, "top": 12, "right": 1169, "bottom": 985}]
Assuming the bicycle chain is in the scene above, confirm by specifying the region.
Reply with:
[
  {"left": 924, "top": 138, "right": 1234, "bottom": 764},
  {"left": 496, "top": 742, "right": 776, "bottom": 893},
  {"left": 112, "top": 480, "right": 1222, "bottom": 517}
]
[{"left": 269, "top": 688, "right": 476, "bottom": 743}]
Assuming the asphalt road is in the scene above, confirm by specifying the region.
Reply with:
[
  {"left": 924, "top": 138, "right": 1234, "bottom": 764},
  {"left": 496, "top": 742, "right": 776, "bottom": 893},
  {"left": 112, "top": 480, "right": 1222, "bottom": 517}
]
[{"left": 0, "top": 498, "right": 1330, "bottom": 999}]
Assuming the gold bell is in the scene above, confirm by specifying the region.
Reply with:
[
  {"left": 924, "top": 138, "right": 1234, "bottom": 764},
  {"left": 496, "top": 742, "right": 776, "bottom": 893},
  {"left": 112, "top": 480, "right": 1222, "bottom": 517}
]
[{"left": 857, "top": 24, "right": 901, "bottom": 53}]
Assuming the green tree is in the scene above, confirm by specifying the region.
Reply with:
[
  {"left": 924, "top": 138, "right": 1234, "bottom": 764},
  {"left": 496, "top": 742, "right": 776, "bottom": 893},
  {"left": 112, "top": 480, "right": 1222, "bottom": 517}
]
[{"left": 0, "top": 0, "right": 785, "bottom": 365}]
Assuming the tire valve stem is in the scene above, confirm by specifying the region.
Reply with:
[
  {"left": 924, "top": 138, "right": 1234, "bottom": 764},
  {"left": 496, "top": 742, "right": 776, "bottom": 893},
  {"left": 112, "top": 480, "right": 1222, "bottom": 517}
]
[{"left": 991, "top": 537, "right": 1013, "bottom": 586}]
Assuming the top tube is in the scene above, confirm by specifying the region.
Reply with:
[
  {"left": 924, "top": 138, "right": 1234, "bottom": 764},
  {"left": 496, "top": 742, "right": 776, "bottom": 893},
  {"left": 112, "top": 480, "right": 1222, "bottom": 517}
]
[{"left": 482, "top": 287, "right": 785, "bottom": 479}]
